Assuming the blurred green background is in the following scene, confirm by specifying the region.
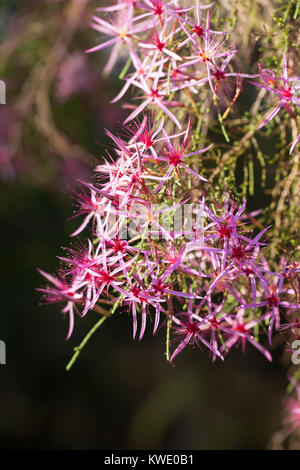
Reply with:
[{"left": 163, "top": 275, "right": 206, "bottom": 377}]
[{"left": 0, "top": 0, "right": 289, "bottom": 449}]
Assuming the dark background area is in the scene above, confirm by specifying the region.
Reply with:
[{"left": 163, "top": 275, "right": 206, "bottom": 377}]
[{"left": 0, "top": 0, "right": 289, "bottom": 449}]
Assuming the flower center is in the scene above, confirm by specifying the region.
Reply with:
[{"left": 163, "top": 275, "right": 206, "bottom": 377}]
[
  {"left": 199, "top": 49, "right": 209, "bottom": 62},
  {"left": 217, "top": 223, "right": 232, "bottom": 239},
  {"left": 267, "top": 294, "right": 279, "bottom": 308},
  {"left": 235, "top": 323, "right": 247, "bottom": 333},
  {"left": 156, "top": 40, "right": 165, "bottom": 51},
  {"left": 280, "top": 87, "right": 292, "bottom": 100},
  {"left": 168, "top": 150, "right": 182, "bottom": 166},
  {"left": 150, "top": 88, "right": 160, "bottom": 100},
  {"left": 192, "top": 24, "right": 204, "bottom": 38},
  {"left": 230, "top": 244, "right": 250, "bottom": 263},
  {"left": 119, "top": 29, "right": 128, "bottom": 39},
  {"left": 213, "top": 69, "right": 226, "bottom": 81}
]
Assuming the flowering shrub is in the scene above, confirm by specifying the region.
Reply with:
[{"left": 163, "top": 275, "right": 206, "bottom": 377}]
[
  {"left": 38, "top": 120, "right": 298, "bottom": 364},
  {"left": 38, "top": 0, "right": 300, "bottom": 440}
]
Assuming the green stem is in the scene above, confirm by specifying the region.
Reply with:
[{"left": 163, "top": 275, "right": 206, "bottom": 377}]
[
  {"left": 66, "top": 295, "right": 122, "bottom": 371},
  {"left": 119, "top": 57, "right": 131, "bottom": 79},
  {"left": 218, "top": 112, "right": 230, "bottom": 143},
  {"left": 66, "top": 315, "right": 107, "bottom": 371},
  {"left": 294, "top": 0, "right": 300, "bottom": 19},
  {"left": 248, "top": 155, "right": 255, "bottom": 196},
  {"left": 166, "top": 316, "right": 172, "bottom": 362}
]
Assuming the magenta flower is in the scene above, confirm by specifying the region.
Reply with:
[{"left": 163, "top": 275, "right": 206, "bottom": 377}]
[
  {"left": 152, "top": 120, "right": 212, "bottom": 195},
  {"left": 179, "top": 12, "right": 237, "bottom": 95},
  {"left": 37, "top": 269, "right": 83, "bottom": 339},
  {"left": 172, "top": 53, "right": 258, "bottom": 97},
  {"left": 250, "top": 51, "right": 300, "bottom": 129},
  {"left": 170, "top": 301, "right": 224, "bottom": 363},
  {"left": 150, "top": 284, "right": 196, "bottom": 334},
  {"left": 138, "top": 0, "right": 191, "bottom": 22},
  {"left": 241, "top": 260, "right": 300, "bottom": 343},
  {"left": 138, "top": 21, "right": 182, "bottom": 62},
  {"left": 219, "top": 310, "right": 273, "bottom": 362},
  {"left": 86, "top": 7, "right": 152, "bottom": 76},
  {"left": 110, "top": 50, "right": 167, "bottom": 104},
  {"left": 121, "top": 272, "right": 166, "bottom": 340},
  {"left": 123, "top": 61, "right": 182, "bottom": 128},
  {"left": 70, "top": 187, "right": 107, "bottom": 237},
  {"left": 123, "top": 115, "right": 165, "bottom": 156},
  {"left": 178, "top": 0, "right": 223, "bottom": 49},
  {"left": 123, "top": 115, "right": 191, "bottom": 161}
]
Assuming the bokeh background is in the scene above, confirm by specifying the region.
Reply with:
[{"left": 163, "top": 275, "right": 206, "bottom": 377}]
[{"left": 0, "top": 0, "right": 291, "bottom": 449}]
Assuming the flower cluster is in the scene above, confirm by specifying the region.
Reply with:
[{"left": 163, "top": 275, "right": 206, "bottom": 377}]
[
  {"left": 86, "top": 0, "right": 300, "bottom": 152},
  {"left": 38, "top": 1, "right": 300, "bottom": 374},
  {"left": 87, "top": 0, "right": 254, "bottom": 128},
  {"left": 38, "top": 115, "right": 299, "bottom": 363}
]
